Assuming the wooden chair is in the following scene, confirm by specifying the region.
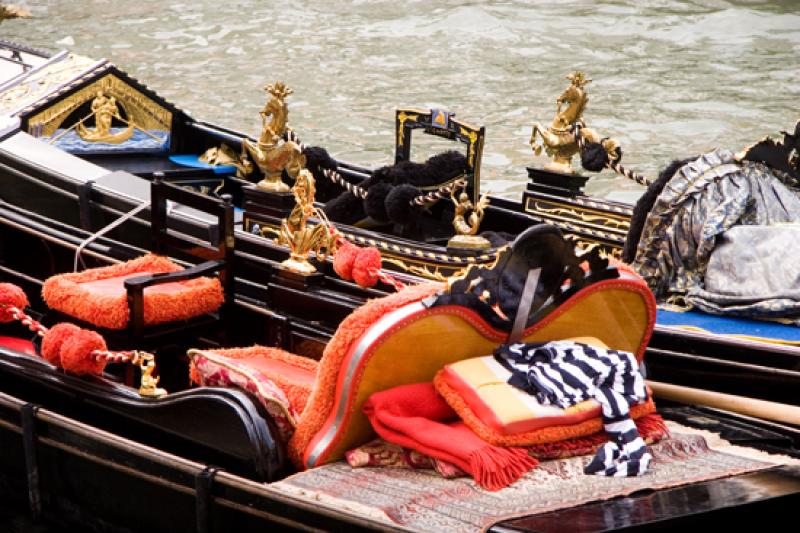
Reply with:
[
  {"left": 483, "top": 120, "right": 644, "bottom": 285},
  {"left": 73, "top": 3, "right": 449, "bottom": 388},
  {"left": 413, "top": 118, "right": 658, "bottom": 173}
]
[{"left": 42, "top": 173, "right": 234, "bottom": 351}]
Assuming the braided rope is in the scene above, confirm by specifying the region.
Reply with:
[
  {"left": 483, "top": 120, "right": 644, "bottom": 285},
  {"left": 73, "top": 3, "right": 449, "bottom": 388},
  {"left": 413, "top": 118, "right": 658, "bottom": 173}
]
[
  {"left": 607, "top": 158, "right": 651, "bottom": 187},
  {"left": 573, "top": 123, "right": 652, "bottom": 187},
  {"left": 411, "top": 178, "right": 466, "bottom": 206},
  {"left": 2, "top": 304, "right": 147, "bottom": 364},
  {"left": 8, "top": 306, "right": 47, "bottom": 337},
  {"left": 323, "top": 168, "right": 369, "bottom": 199},
  {"left": 322, "top": 168, "right": 465, "bottom": 208}
]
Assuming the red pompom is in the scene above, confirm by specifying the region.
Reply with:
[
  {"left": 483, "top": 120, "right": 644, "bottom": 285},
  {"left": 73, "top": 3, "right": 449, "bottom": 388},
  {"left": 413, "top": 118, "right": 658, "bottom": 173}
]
[
  {"left": 40, "top": 322, "right": 81, "bottom": 365},
  {"left": 0, "top": 283, "right": 29, "bottom": 323},
  {"left": 352, "top": 246, "right": 382, "bottom": 288},
  {"left": 59, "top": 328, "right": 107, "bottom": 376},
  {"left": 333, "top": 240, "right": 358, "bottom": 281}
]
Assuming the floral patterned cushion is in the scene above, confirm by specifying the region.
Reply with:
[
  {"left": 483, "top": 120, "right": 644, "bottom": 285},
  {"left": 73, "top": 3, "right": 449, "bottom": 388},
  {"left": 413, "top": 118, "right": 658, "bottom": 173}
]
[{"left": 189, "top": 350, "right": 300, "bottom": 444}]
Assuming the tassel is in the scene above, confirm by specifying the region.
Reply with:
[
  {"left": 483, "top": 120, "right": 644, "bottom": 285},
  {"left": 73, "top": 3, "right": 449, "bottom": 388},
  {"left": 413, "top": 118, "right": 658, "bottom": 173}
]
[
  {"left": 59, "top": 328, "right": 108, "bottom": 376},
  {"left": 468, "top": 445, "right": 538, "bottom": 491},
  {"left": 41, "top": 323, "right": 81, "bottom": 365},
  {"left": 333, "top": 240, "right": 359, "bottom": 281},
  {"left": 333, "top": 239, "right": 404, "bottom": 290},
  {"left": 0, "top": 282, "right": 29, "bottom": 322},
  {"left": 352, "top": 247, "right": 382, "bottom": 288}
]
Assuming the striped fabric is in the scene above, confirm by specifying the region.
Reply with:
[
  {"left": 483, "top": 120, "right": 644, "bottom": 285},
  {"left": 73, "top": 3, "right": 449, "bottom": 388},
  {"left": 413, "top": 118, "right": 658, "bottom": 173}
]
[{"left": 495, "top": 340, "right": 652, "bottom": 477}]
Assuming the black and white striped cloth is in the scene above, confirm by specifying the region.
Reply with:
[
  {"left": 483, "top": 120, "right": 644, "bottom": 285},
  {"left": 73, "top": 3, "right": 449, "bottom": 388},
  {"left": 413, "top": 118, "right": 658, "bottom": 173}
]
[{"left": 494, "top": 340, "right": 652, "bottom": 477}]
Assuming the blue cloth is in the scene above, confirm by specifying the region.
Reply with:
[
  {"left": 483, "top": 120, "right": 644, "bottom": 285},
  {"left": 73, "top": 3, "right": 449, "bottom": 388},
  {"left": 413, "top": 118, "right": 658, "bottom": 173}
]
[
  {"left": 657, "top": 308, "right": 800, "bottom": 342},
  {"left": 169, "top": 154, "right": 236, "bottom": 174}
]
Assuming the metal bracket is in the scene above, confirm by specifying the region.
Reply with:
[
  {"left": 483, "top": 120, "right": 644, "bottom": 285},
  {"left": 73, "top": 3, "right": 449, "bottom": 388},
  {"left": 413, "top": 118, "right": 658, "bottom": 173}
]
[
  {"left": 21, "top": 403, "right": 41, "bottom": 519},
  {"left": 77, "top": 179, "right": 95, "bottom": 231},
  {"left": 195, "top": 466, "right": 222, "bottom": 533}
]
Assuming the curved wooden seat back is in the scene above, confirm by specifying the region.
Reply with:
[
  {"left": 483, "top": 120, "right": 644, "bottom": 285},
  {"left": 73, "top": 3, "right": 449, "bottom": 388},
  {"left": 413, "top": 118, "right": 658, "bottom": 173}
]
[{"left": 293, "top": 270, "right": 655, "bottom": 469}]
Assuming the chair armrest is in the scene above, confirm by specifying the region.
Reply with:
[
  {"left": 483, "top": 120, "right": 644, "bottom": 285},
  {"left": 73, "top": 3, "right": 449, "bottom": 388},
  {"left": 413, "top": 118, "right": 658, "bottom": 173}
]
[
  {"left": 123, "top": 260, "right": 224, "bottom": 290},
  {"left": 125, "top": 260, "right": 225, "bottom": 337}
]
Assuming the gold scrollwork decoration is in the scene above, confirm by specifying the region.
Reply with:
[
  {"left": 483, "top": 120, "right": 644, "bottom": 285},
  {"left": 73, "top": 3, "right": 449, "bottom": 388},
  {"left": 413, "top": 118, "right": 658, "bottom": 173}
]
[
  {"left": 460, "top": 126, "right": 479, "bottom": 167},
  {"left": 382, "top": 257, "right": 460, "bottom": 283},
  {"left": 396, "top": 111, "right": 418, "bottom": 147},
  {"left": 533, "top": 203, "right": 631, "bottom": 230}
]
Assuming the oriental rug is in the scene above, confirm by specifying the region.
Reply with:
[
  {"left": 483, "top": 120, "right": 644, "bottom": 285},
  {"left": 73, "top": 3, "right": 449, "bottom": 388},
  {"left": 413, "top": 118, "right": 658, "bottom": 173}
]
[{"left": 271, "top": 423, "right": 798, "bottom": 533}]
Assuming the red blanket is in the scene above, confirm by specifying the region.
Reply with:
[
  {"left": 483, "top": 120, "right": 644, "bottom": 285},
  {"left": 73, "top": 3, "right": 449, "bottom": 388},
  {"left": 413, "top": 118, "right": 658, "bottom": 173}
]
[{"left": 363, "top": 382, "right": 538, "bottom": 491}]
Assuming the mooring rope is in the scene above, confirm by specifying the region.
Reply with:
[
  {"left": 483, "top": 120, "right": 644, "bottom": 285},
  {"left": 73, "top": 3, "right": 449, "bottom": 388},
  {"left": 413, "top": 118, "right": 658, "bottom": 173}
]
[{"left": 74, "top": 198, "right": 151, "bottom": 272}]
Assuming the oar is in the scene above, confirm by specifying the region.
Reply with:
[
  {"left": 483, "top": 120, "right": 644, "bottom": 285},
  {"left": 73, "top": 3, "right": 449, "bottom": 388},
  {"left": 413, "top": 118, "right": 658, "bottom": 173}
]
[
  {"left": 647, "top": 380, "right": 800, "bottom": 426},
  {"left": 48, "top": 111, "right": 95, "bottom": 144},
  {"left": 116, "top": 115, "right": 164, "bottom": 142}
]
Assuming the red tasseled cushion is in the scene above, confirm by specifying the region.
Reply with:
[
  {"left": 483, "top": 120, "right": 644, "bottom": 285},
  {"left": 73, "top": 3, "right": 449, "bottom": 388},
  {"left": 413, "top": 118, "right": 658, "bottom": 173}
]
[
  {"left": 42, "top": 254, "right": 224, "bottom": 330},
  {"left": 189, "top": 346, "right": 320, "bottom": 445}
]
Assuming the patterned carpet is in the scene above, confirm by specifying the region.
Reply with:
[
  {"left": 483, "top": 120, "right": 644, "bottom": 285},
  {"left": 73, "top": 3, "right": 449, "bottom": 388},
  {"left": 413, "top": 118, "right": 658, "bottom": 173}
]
[{"left": 273, "top": 428, "right": 787, "bottom": 532}]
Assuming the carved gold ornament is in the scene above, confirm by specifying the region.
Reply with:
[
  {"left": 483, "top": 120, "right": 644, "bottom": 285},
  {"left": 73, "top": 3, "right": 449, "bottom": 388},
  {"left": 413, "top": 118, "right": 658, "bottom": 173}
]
[
  {"left": 277, "top": 169, "right": 337, "bottom": 274},
  {"left": 239, "top": 81, "right": 305, "bottom": 192}
]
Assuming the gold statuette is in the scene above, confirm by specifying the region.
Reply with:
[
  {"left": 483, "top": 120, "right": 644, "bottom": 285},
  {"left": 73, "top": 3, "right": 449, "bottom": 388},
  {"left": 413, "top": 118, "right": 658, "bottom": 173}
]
[
  {"left": 447, "top": 183, "right": 491, "bottom": 250},
  {"left": 135, "top": 352, "right": 167, "bottom": 398},
  {"left": 199, "top": 143, "right": 251, "bottom": 175},
  {"left": 529, "top": 71, "right": 592, "bottom": 174},
  {"left": 239, "top": 81, "right": 306, "bottom": 192},
  {"left": 278, "top": 169, "right": 337, "bottom": 274}
]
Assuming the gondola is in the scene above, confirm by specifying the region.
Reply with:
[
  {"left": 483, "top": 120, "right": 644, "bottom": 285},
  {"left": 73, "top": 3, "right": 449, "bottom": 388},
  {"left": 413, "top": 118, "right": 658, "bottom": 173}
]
[
  {"left": 2, "top": 39, "right": 798, "bottom": 409},
  {"left": 1, "top": 39, "right": 800, "bottom": 532}
]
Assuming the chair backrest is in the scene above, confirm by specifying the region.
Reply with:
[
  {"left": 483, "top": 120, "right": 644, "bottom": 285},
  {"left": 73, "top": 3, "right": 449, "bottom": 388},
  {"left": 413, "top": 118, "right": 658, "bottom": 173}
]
[{"left": 150, "top": 172, "right": 234, "bottom": 308}]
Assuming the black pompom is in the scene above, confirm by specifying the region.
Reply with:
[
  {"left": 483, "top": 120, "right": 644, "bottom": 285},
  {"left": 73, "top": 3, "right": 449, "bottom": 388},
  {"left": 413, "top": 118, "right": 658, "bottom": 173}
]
[
  {"left": 385, "top": 184, "right": 421, "bottom": 225},
  {"left": 303, "top": 145, "right": 340, "bottom": 201},
  {"left": 370, "top": 150, "right": 467, "bottom": 187},
  {"left": 580, "top": 141, "right": 609, "bottom": 172},
  {"left": 323, "top": 192, "right": 365, "bottom": 225},
  {"left": 363, "top": 182, "right": 392, "bottom": 222},
  {"left": 303, "top": 145, "right": 337, "bottom": 172}
]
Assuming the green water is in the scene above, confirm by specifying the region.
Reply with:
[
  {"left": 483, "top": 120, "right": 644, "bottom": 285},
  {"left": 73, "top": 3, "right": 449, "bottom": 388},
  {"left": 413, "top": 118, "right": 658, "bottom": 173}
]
[{"left": 3, "top": 1, "right": 799, "bottom": 203}]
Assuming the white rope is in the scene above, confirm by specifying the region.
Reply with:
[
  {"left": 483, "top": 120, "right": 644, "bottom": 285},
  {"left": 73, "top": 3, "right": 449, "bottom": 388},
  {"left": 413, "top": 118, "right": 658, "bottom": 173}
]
[
  {"left": 323, "top": 168, "right": 369, "bottom": 199},
  {"left": 411, "top": 178, "right": 466, "bottom": 206},
  {"left": 74, "top": 199, "right": 150, "bottom": 272}
]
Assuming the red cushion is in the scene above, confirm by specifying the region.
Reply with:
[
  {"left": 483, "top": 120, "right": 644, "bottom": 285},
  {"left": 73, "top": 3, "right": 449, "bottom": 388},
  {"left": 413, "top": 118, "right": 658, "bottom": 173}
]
[
  {"left": 79, "top": 273, "right": 191, "bottom": 296},
  {"left": 42, "top": 254, "right": 224, "bottom": 330},
  {"left": 0, "top": 335, "right": 37, "bottom": 356},
  {"left": 190, "top": 345, "right": 318, "bottom": 415}
]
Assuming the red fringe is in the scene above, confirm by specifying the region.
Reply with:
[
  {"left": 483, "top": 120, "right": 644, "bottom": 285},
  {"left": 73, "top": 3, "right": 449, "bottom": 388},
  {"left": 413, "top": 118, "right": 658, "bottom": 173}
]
[{"left": 468, "top": 446, "right": 539, "bottom": 491}]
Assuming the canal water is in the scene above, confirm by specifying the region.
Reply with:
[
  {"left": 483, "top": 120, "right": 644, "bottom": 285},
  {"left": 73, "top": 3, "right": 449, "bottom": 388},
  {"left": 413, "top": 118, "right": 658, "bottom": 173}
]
[{"left": 3, "top": 0, "right": 798, "bottom": 203}]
